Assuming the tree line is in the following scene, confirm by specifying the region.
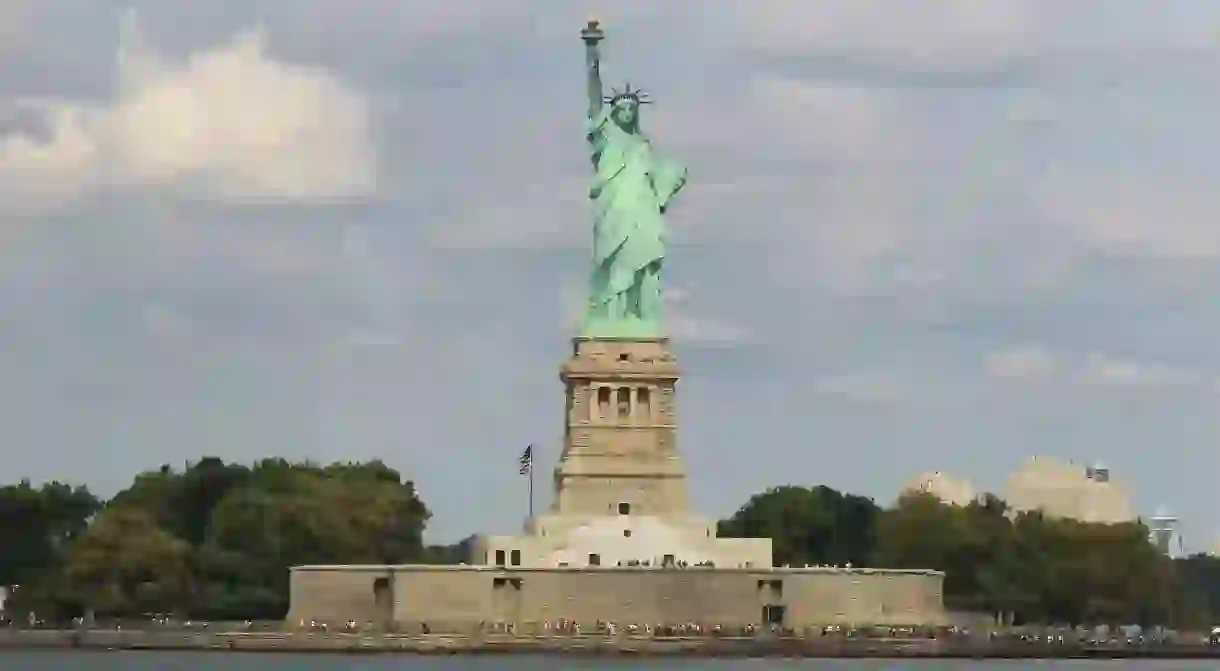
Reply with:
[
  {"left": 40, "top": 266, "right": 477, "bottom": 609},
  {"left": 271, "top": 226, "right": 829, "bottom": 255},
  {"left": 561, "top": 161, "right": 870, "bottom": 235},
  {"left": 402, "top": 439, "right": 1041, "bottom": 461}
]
[
  {"left": 718, "top": 486, "right": 1206, "bottom": 628},
  {"left": 2, "top": 461, "right": 1218, "bottom": 627},
  {"left": 1, "top": 458, "right": 431, "bottom": 621}
]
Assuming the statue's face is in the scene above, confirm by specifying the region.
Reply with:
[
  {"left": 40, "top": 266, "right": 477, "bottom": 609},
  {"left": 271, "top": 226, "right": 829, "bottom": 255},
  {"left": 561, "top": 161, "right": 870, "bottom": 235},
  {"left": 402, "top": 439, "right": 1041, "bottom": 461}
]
[{"left": 611, "top": 99, "right": 638, "bottom": 127}]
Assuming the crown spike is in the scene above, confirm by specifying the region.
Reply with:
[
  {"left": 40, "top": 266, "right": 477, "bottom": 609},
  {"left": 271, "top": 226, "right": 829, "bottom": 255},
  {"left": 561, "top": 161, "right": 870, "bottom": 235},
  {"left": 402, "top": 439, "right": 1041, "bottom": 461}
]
[{"left": 606, "top": 81, "right": 654, "bottom": 106}]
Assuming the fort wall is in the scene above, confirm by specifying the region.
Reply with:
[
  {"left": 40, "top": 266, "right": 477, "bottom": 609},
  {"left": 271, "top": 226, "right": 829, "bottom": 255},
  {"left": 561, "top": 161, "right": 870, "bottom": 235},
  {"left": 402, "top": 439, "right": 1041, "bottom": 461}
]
[{"left": 287, "top": 564, "right": 947, "bottom": 632}]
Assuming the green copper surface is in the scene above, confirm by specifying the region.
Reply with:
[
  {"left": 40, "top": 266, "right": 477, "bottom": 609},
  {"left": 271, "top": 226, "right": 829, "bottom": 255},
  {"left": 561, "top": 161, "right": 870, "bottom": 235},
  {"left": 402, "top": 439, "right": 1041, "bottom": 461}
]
[{"left": 580, "top": 20, "right": 687, "bottom": 338}]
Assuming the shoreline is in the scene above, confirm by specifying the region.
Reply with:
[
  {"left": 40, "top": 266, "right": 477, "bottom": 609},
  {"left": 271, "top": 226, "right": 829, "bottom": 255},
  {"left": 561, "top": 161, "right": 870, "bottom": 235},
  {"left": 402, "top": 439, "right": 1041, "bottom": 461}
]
[{"left": 0, "top": 631, "right": 1218, "bottom": 659}]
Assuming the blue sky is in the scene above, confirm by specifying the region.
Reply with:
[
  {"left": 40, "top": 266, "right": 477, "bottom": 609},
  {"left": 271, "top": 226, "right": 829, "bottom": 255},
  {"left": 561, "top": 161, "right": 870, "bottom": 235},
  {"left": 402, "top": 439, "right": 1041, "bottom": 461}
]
[{"left": 2, "top": 0, "right": 1220, "bottom": 550}]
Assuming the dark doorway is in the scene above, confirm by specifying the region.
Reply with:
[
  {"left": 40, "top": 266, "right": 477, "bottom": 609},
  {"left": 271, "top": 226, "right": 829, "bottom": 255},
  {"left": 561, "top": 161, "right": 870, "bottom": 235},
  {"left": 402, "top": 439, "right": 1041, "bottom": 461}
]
[
  {"left": 762, "top": 604, "right": 786, "bottom": 627},
  {"left": 373, "top": 577, "right": 392, "bottom": 628},
  {"left": 492, "top": 577, "right": 523, "bottom": 622}
]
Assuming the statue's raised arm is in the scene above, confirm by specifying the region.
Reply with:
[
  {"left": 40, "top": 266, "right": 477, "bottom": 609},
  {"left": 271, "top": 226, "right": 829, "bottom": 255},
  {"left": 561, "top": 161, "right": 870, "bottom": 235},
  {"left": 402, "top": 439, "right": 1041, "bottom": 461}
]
[{"left": 581, "top": 18, "right": 605, "bottom": 119}]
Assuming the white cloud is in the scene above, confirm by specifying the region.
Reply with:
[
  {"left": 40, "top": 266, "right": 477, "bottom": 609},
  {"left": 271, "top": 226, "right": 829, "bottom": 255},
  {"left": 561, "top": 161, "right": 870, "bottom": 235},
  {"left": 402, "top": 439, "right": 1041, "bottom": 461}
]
[
  {"left": 695, "top": 76, "right": 933, "bottom": 293},
  {"left": 0, "top": 0, "right": 29, "bottom": 53},
  {"left": 708, "top": 0, "right": 1037, "bottom": 68},
  {"left": 985, "top": 346, "right": 1059, "bottom": 380},
  {"left": 986, "top": 346, "right": 1209, "bottom": 389},
  {"left": 664, "top": 286, "right": 753, "bottom": 347},
  {"left": 1036, "top": 172, "right": 1220, "bottom": 259},
  {"left": 0, "top": 104, "right": 99, "bottom": 206},
  {"left": 1079, "top": 353, "right": 1200, "bottom": 388},
  {"left": 745, "top": 78, "right": 899, "bottom": 162},
  {"left": 140, "top": 302, "right": 194, "bottom": 339},
  {"left": 813, "top": 370, "right": 910, "bottom": 402},
  {"left": 558, "top": 284, "right": 752, "bottom": 347},
  {"left": 0, "top": 14, "right": 375, "bottom": 213},
  {"left": 431, "top": 176, "right": 587, "bottom": 250}
]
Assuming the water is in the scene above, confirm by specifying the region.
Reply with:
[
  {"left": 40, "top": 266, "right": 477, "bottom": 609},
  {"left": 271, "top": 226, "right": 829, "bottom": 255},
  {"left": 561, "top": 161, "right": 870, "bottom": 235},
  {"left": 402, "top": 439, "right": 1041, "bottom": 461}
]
[{"left": 0, "top": 653, "right": 1213, "bottom": 670}]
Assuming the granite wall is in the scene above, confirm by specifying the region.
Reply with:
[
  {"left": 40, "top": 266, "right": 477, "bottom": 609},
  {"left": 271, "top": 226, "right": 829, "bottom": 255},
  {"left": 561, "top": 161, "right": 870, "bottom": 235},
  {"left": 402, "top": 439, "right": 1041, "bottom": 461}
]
[{"left": 287, "top": 564, "right": 946, "bottom": 632}]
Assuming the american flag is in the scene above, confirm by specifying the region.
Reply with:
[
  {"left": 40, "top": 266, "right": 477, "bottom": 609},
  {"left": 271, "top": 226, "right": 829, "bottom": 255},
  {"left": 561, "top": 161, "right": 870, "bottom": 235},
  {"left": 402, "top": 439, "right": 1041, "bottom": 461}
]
[{"left": 519, "top": 445, "right": 533, "bottom": 475}]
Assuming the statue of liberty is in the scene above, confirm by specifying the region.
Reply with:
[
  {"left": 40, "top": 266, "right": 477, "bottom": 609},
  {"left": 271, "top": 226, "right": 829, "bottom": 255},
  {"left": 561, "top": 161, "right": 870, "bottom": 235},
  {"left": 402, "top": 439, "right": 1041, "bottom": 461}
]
[{"left": 580, "top": 19, "right": 687, "bottom": 338}]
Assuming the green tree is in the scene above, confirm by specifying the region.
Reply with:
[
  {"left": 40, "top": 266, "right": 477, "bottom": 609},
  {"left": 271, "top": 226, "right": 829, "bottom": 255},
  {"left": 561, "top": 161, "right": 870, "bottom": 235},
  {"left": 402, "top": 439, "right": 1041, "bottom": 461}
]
[
  {"left": 872, "top": 492, "right": 960, "bottom": 570},
  {"left": 872, "top": 492, "right": 1005, "bottom": 613},
  {"left": 17, "top": 463, "right": 1187, "bottom": 626},
  {"left": 108, "top": 457, "right": 251, "bottom": 546},
  {"left": 873, "top": 492, "right": 1175, "bottom": 625},
  {"left": 0, "top": 480, "right": 100, "bottom": 587},
  {"left": 198, "top": 458, "right": 431, "bottom": 617},
  {"left": 1169, "top": 554, "right": 1220, "bottom": 628},
  {"left": 718, "top": 485, "right": 880, "bottom": 567},
  {"left": 1005, "top": 514, "right": 1171, "bottom": 625},
  {"left": 423, "top": 536, "right": 476, "bottom": 564},
  {"left": 62, "top": 506, "right": 191, "bottom": 616},
  {"left": 0, "top": 480, "right": 101, "bottom": 619},
  {"left": 21, "top": 457, "right": 432, "bottom": 620}
]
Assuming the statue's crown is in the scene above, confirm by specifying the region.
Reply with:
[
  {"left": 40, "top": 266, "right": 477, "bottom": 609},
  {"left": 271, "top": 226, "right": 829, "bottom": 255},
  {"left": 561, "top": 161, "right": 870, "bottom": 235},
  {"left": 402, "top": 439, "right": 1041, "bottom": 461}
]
[{"left": 605, "top": 82, "right": 651, "bottom": 106}]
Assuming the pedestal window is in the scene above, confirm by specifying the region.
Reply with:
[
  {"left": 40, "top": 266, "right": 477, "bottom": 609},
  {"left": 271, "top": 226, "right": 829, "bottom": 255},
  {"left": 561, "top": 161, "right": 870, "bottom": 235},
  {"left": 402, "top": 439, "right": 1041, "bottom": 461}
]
[{"left": 597, "top": 386, "right": 611, "bottom": 420}]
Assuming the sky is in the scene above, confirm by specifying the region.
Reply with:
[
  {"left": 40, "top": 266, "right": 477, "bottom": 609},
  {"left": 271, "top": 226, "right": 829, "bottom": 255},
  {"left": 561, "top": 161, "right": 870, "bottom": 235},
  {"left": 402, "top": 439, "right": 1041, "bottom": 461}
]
[{"left": 2, "top": 0, "right": 1220, "bottom": 550}]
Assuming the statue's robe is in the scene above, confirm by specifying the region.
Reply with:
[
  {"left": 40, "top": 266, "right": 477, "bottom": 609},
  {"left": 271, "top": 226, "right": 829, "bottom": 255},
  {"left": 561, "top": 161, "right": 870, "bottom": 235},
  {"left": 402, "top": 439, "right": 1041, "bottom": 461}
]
[{"left": 585, "top": 107, "right": 687, "bottom": 330}]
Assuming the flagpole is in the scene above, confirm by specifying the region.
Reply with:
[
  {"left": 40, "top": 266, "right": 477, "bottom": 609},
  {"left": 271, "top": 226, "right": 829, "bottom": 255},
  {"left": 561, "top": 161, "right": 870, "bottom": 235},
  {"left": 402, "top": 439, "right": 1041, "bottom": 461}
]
[{"left": 528, "top": 445, "right": 535, "bottom": 519}]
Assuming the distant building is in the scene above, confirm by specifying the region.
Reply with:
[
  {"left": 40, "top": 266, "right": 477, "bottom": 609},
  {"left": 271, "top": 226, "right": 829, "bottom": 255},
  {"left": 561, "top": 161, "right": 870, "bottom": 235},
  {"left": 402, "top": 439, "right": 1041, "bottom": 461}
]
[
  {"left": 901, "top": 457, "right": 1137, "bottom": 525},
  {"left": 1003, "top": 456, "right": 1136, "bottom": 524},
  {"left": 901, "top": 471, "right": 980, "bottom": 507},
  {"left": 1148, "top": 506, "right": 1182, "bottom": 557},
  {"left": 904, "top": 459, "right": 1189, "bottom": 555}
]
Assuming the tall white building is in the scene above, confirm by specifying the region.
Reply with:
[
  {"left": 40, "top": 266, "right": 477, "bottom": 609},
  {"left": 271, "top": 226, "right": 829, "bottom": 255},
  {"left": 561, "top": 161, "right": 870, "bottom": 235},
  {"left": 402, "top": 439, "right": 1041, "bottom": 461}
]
[{"left": 1148, "top": 506, "right": 1182, "bottom": 557}]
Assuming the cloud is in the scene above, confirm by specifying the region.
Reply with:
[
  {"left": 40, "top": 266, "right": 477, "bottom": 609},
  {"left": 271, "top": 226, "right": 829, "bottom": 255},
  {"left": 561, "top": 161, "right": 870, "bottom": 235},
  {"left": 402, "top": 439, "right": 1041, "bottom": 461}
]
[
  {"left": 713, "top": 0, "right": 1037, "bottom": 71},
  {"left": 0, "top": 0, "right": 30, "bottom": 53},
  {"left": 431, "top": 175, "right": 588, "bottom": 251},
  {"left": 664, "top": 286, "right": 754, "bottom": 347},
  {"left": 744, "top": 78, "right": 900, "bottom": 162},
  {"left": 985, "top": 347, "right": 1059, "bottom": 380},
  {"left": 1036, "top": 171, "right": 1220, "bottom": 259},
  {"left": 140, "top": 302, "right": 194, "bottom": 339},
  {"left": 812, "top": 370, "right": 911, "bottom": 403},
  {"left": 985, "top": 346, "right": 1210, "bottom": 389},
  {"left": 0, "top": 13, "right": 374, "bottom": 213},
  {"left": 558, "top": 284, "right": 752, "bottom": 347},
  {"left": 673, "top": 0, "right": 1220, "bottom": 291},
  {"left": 1079, "top": 353, "right": 1201, "bottom": 388}
]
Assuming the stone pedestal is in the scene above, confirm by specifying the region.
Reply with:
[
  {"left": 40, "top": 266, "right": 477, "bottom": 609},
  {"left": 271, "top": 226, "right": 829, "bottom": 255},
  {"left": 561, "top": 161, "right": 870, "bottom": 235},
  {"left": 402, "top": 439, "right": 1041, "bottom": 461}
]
[
  {"left": 552, "top": 337, "right": 689, "bottom": 518},
  {"left": 468, "top": 336, "right": 772, "bottom": 570}
]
